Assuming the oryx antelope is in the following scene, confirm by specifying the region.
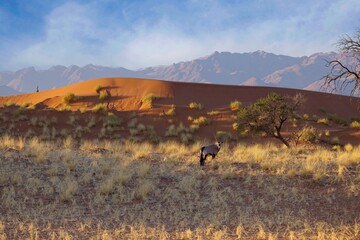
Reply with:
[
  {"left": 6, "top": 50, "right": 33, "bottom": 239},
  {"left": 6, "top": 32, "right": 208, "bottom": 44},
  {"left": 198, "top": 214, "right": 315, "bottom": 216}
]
[{"left": 199, "top": 141, "right": 223, "bottom": 166}]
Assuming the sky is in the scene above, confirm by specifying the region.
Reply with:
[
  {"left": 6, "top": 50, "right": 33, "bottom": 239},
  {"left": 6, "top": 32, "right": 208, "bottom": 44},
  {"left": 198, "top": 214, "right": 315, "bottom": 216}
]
[{"left": 0, "top": 0, "right": 359, "bottom": 71}]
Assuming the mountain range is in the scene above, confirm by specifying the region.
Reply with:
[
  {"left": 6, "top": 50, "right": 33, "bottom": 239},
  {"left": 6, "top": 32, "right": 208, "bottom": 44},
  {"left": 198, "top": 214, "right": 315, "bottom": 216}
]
[{"left": 0, "top": 50, "right": 352, "bottom": 96}]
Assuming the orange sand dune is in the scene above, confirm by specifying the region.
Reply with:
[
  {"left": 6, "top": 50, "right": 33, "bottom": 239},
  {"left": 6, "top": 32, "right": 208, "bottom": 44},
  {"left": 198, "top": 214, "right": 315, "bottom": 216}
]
[
  {"left": 0, "top": 77, "right": 359, "bottom": 116},
  {"left": 0, "top": 78, "right": 174, "bottom": 110},
  {"left": 0, "top": 78, "right": 359, "bottom": 145}
]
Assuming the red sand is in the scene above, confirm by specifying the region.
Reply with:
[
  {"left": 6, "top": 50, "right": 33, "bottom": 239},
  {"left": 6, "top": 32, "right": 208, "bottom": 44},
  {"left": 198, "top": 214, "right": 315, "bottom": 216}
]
[{"left": 0, "top": 78, "right": 359, "bottom": 144}]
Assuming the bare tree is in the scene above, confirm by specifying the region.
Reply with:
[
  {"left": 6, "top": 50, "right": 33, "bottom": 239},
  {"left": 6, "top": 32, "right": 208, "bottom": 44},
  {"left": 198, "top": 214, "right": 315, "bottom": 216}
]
[{"left": 325, "top": 29, "right": 360, "bottom": 95}]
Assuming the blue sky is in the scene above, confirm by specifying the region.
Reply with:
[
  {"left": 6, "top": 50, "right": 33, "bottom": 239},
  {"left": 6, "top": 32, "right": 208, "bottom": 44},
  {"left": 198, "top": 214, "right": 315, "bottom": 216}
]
[{"left": 0, "top": 0, "right": 359, "bottom": 71}]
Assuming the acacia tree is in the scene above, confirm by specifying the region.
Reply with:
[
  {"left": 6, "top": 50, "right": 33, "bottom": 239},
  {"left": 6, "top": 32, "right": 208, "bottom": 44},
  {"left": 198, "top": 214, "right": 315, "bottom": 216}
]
[
  {"left": 325, "top": 29, "right": 360, "bottom": 95},
  {"left": 237, "top": 93, "right": 303, "bottom": 148}
]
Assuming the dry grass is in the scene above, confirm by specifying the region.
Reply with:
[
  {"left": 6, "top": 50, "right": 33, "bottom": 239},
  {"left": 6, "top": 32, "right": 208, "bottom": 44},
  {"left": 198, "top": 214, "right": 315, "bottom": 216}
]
[
  {"left": 188, "top": 102, "right": 203, "bottom": 110},
  {"left": 350, "top": 120, "right": 360, "bottom": 129},
  {"left": 0, "top": 136, "right": 360, "bottom": 239}
]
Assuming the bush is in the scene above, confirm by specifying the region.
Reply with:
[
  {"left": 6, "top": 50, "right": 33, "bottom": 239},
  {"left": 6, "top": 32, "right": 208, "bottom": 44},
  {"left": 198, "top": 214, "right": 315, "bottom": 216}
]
[
  {"left": 215, "top": 131, "right": 233, "bottom": 142},
  {"left": 189, "top": 124, "right": 199, "bottom": 133},
  {"left": 127, "top": 118, "right": 138, "bottom": 128},
  {"left": 230, "top": 100, "right": 242, "bottom": 111},
  {"left": 63, "top": 93, "right": 78, "bottom": 105},
  {"left": 331, "top": 137, "right": 340, "bottom": 145},
  {"left": 165, "top": 123, "right": 192, "bottom": 137},
  {"left": 344, "top": 143, "right": 353, "bottom": 152},
  {"left": 4, "top": 101, "right": 16, "bottom": 107},
  {"left": 192, "top": 116, "right": 210, "bottom": 126},
  {"left": 298, "top": 126, "right": 318, "bottom": 143},
  {"left": 324, "top": 130, "right": 331, "bottom": 137},
  {"left": 328, "top": 114, "right": 348, "bottom": 126},
  {"left": 180, "top": 133, "right": 193, "bottom": 144},
  {"left": 165, "top": 124, "right": 178, "bottom": 137},
  {"left": 95, "top": 85, "right": 102, "bottom": 94},
  {"left": 207, "top": 110, "right": 220, "bottom": 116},
  {"left": 317, "top": 118, "right": 330, "bottom": 125},
  {"left": 350, "top": 121, "right": 360, "bottom": 129},
  {"left": 104, "top": 112, "right": 122, "bottom": 127},
  {"left": 13, "top": 106, "right": 26, "bottom": 117},
  {"left": 189, "top": 102, "right": 203, "bottom": 110},
  {"left": 92, "top": 103, "right": 107, "bottom": 113},
  {"left": 99, "top": 90, "right": 109, "bottom": 101},
  {"left": 144, "top": 125, "right": 160, "bottom": 144},
  {"left": 232, "top": 123, "right": 239, "bottom": 131},
  {"left": 160, "top": 105, "right": 176, "bottom": 116},
  {"left": 21, "top": 102, "right": 34, "bottom": 109},
  {"left": 141, "top": 93, "right": 159, "bottom": 109}
]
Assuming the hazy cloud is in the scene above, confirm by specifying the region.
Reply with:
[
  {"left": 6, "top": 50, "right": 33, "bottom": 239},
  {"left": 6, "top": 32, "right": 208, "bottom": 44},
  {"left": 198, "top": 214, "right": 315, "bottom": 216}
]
[{"left": 2, "top": 0, "right": 360, "bottom": 70}]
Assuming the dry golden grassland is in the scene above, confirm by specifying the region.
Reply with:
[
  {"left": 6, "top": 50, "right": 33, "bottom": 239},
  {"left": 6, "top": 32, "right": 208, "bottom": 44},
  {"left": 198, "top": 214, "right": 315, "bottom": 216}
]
[{"left": 0, "top": 136, "right": 360, "bottom": 239}]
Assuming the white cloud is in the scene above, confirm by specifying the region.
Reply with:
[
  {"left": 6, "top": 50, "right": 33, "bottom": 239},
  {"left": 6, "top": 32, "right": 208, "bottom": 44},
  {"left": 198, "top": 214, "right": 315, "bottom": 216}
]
[
  {"left": 10, "top": 2, "right": 103, "bottom": 68},
  {"left": 6, "top": 0, "right": 360, "bottom": 70}
]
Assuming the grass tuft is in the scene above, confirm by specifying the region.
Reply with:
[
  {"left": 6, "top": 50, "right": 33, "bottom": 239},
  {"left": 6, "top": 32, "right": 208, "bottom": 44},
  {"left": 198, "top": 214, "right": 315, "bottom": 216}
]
[
  {"left": 188, "top": 102, "right": 203, "bottom": 110},
  {"left": 63, "top": 93, "right": 79, "bottom": 105}
]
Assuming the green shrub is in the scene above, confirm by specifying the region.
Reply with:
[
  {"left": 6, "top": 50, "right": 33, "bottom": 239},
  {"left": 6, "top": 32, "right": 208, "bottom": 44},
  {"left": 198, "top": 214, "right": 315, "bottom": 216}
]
[
  {"left": 230, "top": 100, "right": 242, "bottom": 111},
  {"left": 331, "top": 137, "right": 340, "bottom": 145},
  {"left": 104, "top": 112, "right": 122, "bottom": 127},
  {"left": 189, "top": 102, "right": 203, "bottom": 110},
  {"left": 99, "top": 90, "right": 109, "bottom": 101},
  {"left": 189, "top": 124, "right": 199, "bottom": 133},
  {"left": 180, "top": 132, "right": 193, "bottom": 144},
  {"left": 87, "top": 117, "right": 98, "bottom": 128},
  {"left": 127, "top": 118, "right": 138, "bottom": 128},
  {"left": 67, "top": 115, "right": 77, "bottom": 125},
  {"left": 165, "top": 124, "right": 178, "bottom": 137},
  {"left": 145, "top": 126, "right": 160, "bottom": 144},
  {"left": 137, "top": 123, "right": 146, "bottom": 132},
  {"left": 63, "top": 93, "right": 78, "bottom": 105},
  {"left": 92, "top": 103, "right": 107, "bottom": 113},
  {"left": 328, "top": 114, "right": 348, "bottom": 126},
  {"left": 13, "top": 106, "right": 26, "bottom": 117},
  {"left": 215, "top": 131, "right": 233, "bottom": 141},
  {"left": 142, "top": 93, "right": 159, "bottom": 108},
  {"left": 165, "top": 123, "right": 192, "bottom": 137},
  {"left": 95, "top": 85, "right": 102, "bottom": 94}
]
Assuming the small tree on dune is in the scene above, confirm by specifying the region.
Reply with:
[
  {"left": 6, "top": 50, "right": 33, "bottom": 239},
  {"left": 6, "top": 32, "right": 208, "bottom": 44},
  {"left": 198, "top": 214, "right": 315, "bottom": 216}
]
[{"left": 236, "top": 93, "right": 304, "bottom": 148}]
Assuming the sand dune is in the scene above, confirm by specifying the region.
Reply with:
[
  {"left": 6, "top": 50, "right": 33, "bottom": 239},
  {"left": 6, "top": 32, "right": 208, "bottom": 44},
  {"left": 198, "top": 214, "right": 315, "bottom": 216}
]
[
  {"left": 0, "top": 77, "right": 359, "bottom": 144},
  {"left": 0, "top": 77, "right": 359, "bottom": 115}
]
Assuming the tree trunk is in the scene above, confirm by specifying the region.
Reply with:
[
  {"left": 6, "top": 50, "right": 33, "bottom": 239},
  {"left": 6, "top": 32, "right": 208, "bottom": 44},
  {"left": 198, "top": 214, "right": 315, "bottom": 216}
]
[
  {"left": 274, "top": 127, "right": 290, "bottom": 148},
  {"left": 276, "top": 135, "right": 290, "bottom": 148}
]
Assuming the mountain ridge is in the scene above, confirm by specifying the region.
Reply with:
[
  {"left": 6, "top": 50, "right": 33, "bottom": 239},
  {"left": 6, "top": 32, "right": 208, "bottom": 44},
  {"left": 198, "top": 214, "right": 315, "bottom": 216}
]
[{"left": 0, "top": 51, "right": 352, "bottom": 96}]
